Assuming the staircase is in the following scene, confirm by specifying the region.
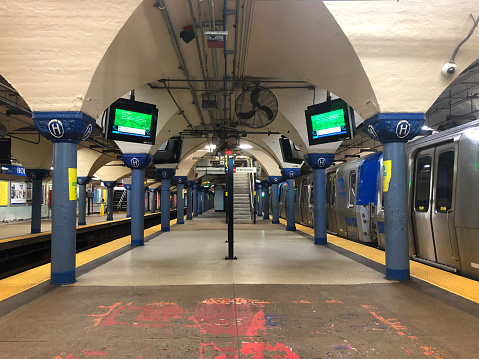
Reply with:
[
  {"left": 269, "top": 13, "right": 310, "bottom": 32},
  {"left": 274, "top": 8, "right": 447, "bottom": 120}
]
[
  {"left": 113, "top": 190, "right": 127, "bottom": 212},
  {"left": 233, "top": 172, "right": 253, "bottom": 224}
]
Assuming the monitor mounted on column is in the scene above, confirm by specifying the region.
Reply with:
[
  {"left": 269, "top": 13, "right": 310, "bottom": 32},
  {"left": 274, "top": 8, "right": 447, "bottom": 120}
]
[
  {"left": 279, "top": 136, "right": 303, "bottom": 164},
  {"left": 152, "top": 137, "right": 183, "bottom": 164},
  {"left": 305, "top": 98, "right": 355, "bottom": 146},
  {"left": 105, "top": 98, "right": 158, "bottom": 145}
]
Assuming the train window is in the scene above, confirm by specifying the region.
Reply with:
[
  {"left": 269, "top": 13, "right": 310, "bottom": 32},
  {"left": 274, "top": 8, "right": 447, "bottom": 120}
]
[
  {"left": 294, "top": 184, "right": 299, "bottom": 204},
  {"left": 414, "top": 156, "right": 431, "bottom": 212},
  {"left": 435, "top": 150, "right": 454, "bottom": 212},
  {"left": 348, "top": 171, "right": 357, "bottom": 207},
  {"left": 310, "top": 182, "right": 314, "bottom": 204}
]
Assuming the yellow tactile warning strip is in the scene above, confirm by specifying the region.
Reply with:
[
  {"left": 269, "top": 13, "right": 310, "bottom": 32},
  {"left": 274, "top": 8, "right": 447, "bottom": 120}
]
[
  {"left": 280, "top": 219, "right": 479, "bottom": 304},
  {"left": 0, "top": 219, "right": 176, "bottom": 302}
]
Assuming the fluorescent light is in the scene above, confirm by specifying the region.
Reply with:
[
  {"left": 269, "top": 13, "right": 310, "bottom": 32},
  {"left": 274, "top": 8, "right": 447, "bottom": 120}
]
[
  {"left": 205, "top": 145, "right": 216, "bottom": 151},
  {"left": 239, "top": 144, "right": 252, "bottom": 149}
]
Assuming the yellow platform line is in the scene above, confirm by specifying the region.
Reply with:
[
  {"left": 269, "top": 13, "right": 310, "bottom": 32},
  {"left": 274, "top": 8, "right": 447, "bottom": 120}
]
[
  {"left": 280, "top": 219, "right": 479, "bottom": 303},
  {"left": 0, "top": 219, "right": 176, "bottom": 302}
]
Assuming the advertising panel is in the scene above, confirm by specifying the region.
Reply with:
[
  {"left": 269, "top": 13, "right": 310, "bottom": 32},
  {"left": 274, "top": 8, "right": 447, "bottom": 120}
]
[{"left": 11, "top": 182, "right": 27, "bottom": 205}]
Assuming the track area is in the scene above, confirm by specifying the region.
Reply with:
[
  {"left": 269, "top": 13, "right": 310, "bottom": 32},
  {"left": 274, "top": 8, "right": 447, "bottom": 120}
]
[{"left": 0, "top": 213, "right": 478, "bottom": 358}]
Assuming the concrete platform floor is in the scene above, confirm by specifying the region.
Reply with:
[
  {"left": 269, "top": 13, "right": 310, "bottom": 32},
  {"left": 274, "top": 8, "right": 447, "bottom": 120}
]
[
  {"left": 0, "top": 211, "right": 478, "bottom": 358},
  {"left": 0, "top": 212, "right": 126, "bottom": 240}
]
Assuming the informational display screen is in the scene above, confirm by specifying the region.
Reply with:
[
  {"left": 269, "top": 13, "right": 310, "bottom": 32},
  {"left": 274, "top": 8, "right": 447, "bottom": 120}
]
[
  {"left": 310, "top": 109, "right": 348, "bottom": 140},
  {"left": 106, "top": 98, "right": 158, "bottom": 145},
  {"left": 305, "top": 98, "right": 355, "bottom": 146}
]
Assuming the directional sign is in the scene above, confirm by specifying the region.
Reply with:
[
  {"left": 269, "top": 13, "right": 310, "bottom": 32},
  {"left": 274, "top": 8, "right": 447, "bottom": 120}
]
[{"left": 234, "top": 167, "right": 257, "bottom": 173}]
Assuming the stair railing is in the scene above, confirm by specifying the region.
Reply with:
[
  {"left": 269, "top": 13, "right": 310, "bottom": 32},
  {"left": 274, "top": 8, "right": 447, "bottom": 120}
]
[{"left": 117, "top": 190, "right": 127, "bottom": 211}]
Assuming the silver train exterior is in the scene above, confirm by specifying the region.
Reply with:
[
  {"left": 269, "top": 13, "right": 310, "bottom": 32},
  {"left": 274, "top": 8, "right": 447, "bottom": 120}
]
[{"left": 278, "top": 120, "right": 479, "bottom": 281}]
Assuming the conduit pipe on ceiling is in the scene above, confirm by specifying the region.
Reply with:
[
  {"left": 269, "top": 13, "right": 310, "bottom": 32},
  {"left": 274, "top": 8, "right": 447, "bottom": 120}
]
[
  {"left": 154, "top": 0, "right": 206, "bottom": 127},
  {"left": 187, "top": 0, "right": 208, "bottom": 91}
]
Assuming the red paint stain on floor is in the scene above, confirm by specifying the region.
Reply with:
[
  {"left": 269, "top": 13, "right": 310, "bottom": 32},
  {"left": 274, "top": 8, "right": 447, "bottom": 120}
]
[
  {"left": 241, "top": 342, "right": 301, "bottom": 359},
  {"left": 82, "top": 350, "right": 109, "bottom": 356},
  {"left": 326, "top": 300, "right": 343, "bottom": 304},
  {"left": 421, "top": 346, "right": 449, "bottom": 359},
  {"left": 199, "top": 342, "right": 238, "bottom": 359},
  {"left": 292, "top": 300, "right": 311, "bottom": 304}
]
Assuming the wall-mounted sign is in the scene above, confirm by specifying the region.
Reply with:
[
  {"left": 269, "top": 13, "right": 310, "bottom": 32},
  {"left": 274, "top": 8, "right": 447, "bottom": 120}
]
[
  {"left": 0, "top": 181, "right": 8, "bottom": 206},
  {"left": 11, "top": 182, "right": 27, "bottom": 205},
  {"left": 233, "top": 167, "right": 257, "bottom": 173},
  {"left": 1, "top": 165, "right": 26, "bottom": 176}
]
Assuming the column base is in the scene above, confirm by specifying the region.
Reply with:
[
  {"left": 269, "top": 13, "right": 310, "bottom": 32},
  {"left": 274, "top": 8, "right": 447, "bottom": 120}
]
[
  {"left": 51, "top": 270, "right": 76, "bottom": 285},
  {"left": 161, "top": 227, "right": 170, "bottom": 232},
  {"left": 263, "top": 216, "right": 270, "bottom": 220},
  {"left": 272, "top": 220, "right": 279, "bottom": 224},
  {"left": 107, "top": 218, "right": 113, "bottom": 221},
  {"left": 314, "top": 237, "right": 327, "bottom": 245},
  {"left": 177, "top": 220, "right": 184, "bottom": 224},
  {"left": 78, "top": 222, "right": 86, "bottom": 226},
  {"left": 31, "top": 228, "right": 41, "bottom": 234},
  {"left": 194, "top": 214, "right": 198, "bottom": 217},
  {"left": 126, "top": 215, "right": 131, "bottom": 218},
  {"left": 187, "top": 217, "right": 193, "bottom": 220},
  {"left": 286, "top": 226, "right": 296, "bottom": 231},
  {"left": 131, "top": 239, "right": 144, "bottom": 246},
  {"left": 257, "top": 214, "right": 263, "bottom": 217},
  {"left": 386, "top": 268, "right": 410, "bottom": 281}
]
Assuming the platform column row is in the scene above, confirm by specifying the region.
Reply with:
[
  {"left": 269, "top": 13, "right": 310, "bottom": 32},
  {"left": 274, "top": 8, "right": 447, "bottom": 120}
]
[{"left": 269, "top": 176, "right": 282, "bottom": 224}]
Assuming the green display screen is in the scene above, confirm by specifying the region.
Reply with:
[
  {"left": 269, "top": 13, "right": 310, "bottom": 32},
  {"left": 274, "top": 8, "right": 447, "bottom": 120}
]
[
  {"left": 310, "top": 109, "right": 347, "bottom": 139},
  {"left": 112, "top": 109, "right": 153, "bottom": 138}
]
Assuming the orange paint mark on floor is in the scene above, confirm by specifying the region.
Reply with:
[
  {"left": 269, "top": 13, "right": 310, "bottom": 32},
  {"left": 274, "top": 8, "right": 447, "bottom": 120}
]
[
  {"left": 421, "top": 346, "right": 449, "bottom": 359},
  {"left": 326, "top": 300, "right": 343, "bottom": 304},
  {"left": 293, "top": 300, "right": 311, "bottom": 304}
]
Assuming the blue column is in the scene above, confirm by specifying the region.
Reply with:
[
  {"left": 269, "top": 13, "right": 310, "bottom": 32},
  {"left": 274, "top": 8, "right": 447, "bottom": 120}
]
[
  {"left": 269, "top": 176, "right": 282, "bottom": 224},
  {"left": 76, "top": 176, "right": 91, "bottom": 226},
  {"left": 305, "top": 154, "right": 335, "bottom": 245},
  {"left": 149, "top": 188, "right": 157, "bottom": 213},
  {"left": 198, "top": 186, "right": 204, "bottom": 215},
  {"left": 26, "top": 169, "right": 50, "bottom": 233},
  {"left": 365, "top": 113, "right": 425, "bottom": 281},
  {"left": 281, "top": 168, "right": 301, "bottom": 231},
  {"left": 261, "top": 180, "right": 270, "bottom": 220},
  {"left": 186, "top": 180, "right": 194, "bottom": 219},
  {"left": 156, "top": 168, "right": 176, "bottom": 232},
  {"left": 173, "top": 176, "right": 187, "bottom": 224},
  {"left": 124, "top": 184, "right": 132, "bottom": 218},
  {"left": 193, "top": 184, "right": 198, "bottom": 217},
  {"left": 257, "top": 184, "right": 263, "bottom": 217},
  {"left": 202, "top": 188, "right": 207, "bottom": 213},
  {"left": 104, "top": 181, "right": 116, "bottom": 221},
  {"left": 33, "top": 111, "right": 95, "bottom": 284},
  {"left": 123, "top": 154, "right": 152, "bottom": 246}
]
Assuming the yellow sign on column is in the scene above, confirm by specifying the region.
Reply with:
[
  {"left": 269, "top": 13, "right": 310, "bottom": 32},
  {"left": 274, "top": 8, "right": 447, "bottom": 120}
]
[
  {"left": 383, "top": 160, "right": 392, "bottom": 192},
  {"left": 0, "top": 181, "right": 8, "bottom": 206},
  {"left": 68, "top": 168, "right": 77, "bottom": 200}
]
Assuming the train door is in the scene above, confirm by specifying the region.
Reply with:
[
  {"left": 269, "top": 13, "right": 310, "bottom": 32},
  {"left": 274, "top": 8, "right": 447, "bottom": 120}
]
[
  {"left": 431, "top": 143, "right": 459, "bottom": 267},
  {"left": 326, "top": 173, "right": 337, "bottom": 233},
  {"left": 412, "top": 143, "right": 459, "bottom": 268}
]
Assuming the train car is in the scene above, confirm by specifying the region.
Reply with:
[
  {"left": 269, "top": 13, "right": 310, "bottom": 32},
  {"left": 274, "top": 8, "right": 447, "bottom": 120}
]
[
  {"left": 407, "top": 119, "right": 479, "bottom": 279},
  {"left": 278, "top": 120, "right": 479, "bottom": 280}
]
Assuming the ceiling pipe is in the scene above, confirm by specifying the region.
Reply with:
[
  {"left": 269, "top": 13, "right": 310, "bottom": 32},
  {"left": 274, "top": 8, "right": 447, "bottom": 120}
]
[
  {"left": 187, "top": 0, "right": 208, "bottom": 92},
  {"left": 154, "top": 0, "right": 206, "bottom": 128}
]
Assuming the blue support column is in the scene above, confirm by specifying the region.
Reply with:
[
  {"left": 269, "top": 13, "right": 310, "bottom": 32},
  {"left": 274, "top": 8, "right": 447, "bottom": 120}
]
[
  {"left": 76, "top": 176, "right": 91, "bottom": 226},
  {"left": 186, "top": 180, "right": 194, "bottom": 220},
  {"left": 104, "top": 181, "right": 116, "bottom": 221},
  {"left": 257, "top": 184, "right": 263, "bottom": 217},
  {"left": 149, "top": 188, "right": 157, "bottom": 213},
  {"left": 123, "top": 154, "right": 152, "bottom": 246},
  {"left": 156, "top": 168, "right": 176, "bottom": 232},
  {"left": 198, "top": 186, "right": 204, "bottom": 215},
  {"left": 193, "top": 184, "right": 198, "bottom": 217},
  {"left": 124, "top": 184, "right": 132, "bottom": 218},
  {"left": 173, "top": 176, "right": 187, "bottom": 224},
  {"left": 269, "top": 176, "right": 282, "bottom": 224},
  {"left": 261, "top": 180, "right": 270, "bottom": 220},
  {"left": 33, "top": 111, "right": 95, "bottom": 285},
  {"left": 26, "top": 169, "right": 50, "bottom": 233},
  {"left": 365, "top": 113, "right": 425, "bottom": 281},
  {"left": 305, "top": 154, "right": 335, "bottom": 245},
  {"left": 202, "top": 188, "right": 207, "bottom": 213},
  {"left": 281, "top": 168, "right": 301, "bottom": 231}
]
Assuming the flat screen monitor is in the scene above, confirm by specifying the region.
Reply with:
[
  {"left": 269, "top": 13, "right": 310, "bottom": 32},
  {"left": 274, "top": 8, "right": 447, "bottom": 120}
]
[
  {"left": 279, "top": 137, "right": 303, "bottom": 164},
  {"left": 305, "top": 98, "right": 355, "bottom": 146},
  {"left": 0, "top": 138, "right": 11, "bottom": 165},
  {"left": 152, "top": 137, "right": 182, "bottom": 164},
  {"left": 106, "top": 98, "right": 158, "bottom": 145}
]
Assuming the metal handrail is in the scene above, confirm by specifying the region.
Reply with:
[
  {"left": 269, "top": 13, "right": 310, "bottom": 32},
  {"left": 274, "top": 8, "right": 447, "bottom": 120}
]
[{"left": 117, "top": 190, "right": 127, "bottom": 211}]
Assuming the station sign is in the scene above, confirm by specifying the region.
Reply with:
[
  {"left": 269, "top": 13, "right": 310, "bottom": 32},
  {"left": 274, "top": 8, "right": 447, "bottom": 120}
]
[
  {"left": 1, "top": 165, "right": 26, "bottom": 176},
  {"left": 233, "top": 167, "right": 257, "bottom": 173}
]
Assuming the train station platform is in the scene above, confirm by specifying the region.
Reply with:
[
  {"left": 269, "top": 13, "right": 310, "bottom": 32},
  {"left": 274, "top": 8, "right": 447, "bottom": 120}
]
[
  {"left": 0, "top": 213, "right": 126, "bottom": 240},
  {"left": 0, "top": 211, "right": 478, "bottom": 358}
]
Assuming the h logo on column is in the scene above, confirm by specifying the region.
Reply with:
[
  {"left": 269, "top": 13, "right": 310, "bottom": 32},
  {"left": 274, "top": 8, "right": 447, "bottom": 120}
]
[
  {"left": 122, "top": 153, "right": 152, "bottom": 170},
  {"left": 305, "top": 153, "right": 335, "bottom": 170},
  {"left": 364, "top": 113, "right": 425, "bottom": 143},
  {"left": 33, "top": 111, "right": 95, "bottom": 143}
]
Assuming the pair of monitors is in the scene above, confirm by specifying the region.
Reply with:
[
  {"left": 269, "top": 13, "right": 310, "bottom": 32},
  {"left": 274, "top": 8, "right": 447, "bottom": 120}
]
[
  {"left": 280, "top": 98, "right": 355, "bottom": 164},
  {"left": 105, "top": 98, "right": 181, "bottom": 164}
]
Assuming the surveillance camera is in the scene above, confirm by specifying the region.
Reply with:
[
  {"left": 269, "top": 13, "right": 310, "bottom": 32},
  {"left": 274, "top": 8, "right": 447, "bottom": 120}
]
[{"left": 442, "top": 62, "right": 457, "bottom": 76}]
